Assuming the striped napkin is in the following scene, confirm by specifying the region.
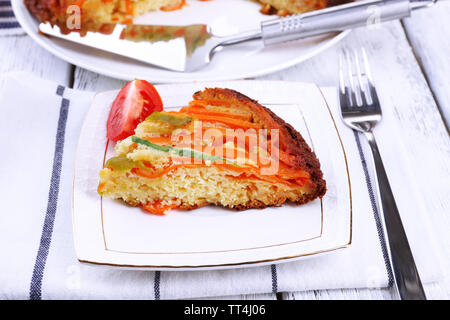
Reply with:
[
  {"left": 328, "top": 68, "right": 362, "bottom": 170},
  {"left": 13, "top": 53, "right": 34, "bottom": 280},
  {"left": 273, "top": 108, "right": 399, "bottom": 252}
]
[
  {"left": 0, "top": 0, "right": 23, "bottom": 36},
  {"left": 0, "top": 71, "right": 443, "bottom": 300}
]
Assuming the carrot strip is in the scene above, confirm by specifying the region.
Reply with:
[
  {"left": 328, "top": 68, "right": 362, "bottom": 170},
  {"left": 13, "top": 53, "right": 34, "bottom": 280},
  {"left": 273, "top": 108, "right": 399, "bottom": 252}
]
[
  {"left": 269, "top": 146, "right": 299, "bottom": 167},
  {"left": 192, "top": 114, "right": 262, "bottom": 129},
  {"left": 141, "top": 130, "right": 298, "bottom": 168},
  {"left": 132, "top": 162, "right": 309, "bottom": 186},
  {"left": 201, "top": 126, "right": 260, "bottom": 144},
  {"left": 180, "top": 106, "right": 251, "bottom": 121},
  {"left": 125, "top": 0, "right": 134, "bottom": 15},
  {"left": 142, "top": 131, "right": 301, "bottom": 169},
  {"left": 97, "top": 182, "right": 106, "bottom": 193},
  {"left": 141, "top": 201, "right": 178, "bottom": 215},
  {"left": 142, "top": 135, "right": 173, "bottom": 145},
  {"left": 277, "top": 166, "right": 310, "bottom": 179},
  {"left": 201, "top": 128, "right": 295, "bottom": 167},
  {"left": 161, "top": 0, "right": 186, "bottom": 11},
  {"left": 131, "top": 164, "right": 199, "bottom": 179},
  {"left": 189, "top": 99, "right": 236, "bottom": 108},
  {"left": 277, "top": 149, "right": 298, "bottom": 166},
  {"left": 217, "top": 165, "right": 296, "bottom": 186},
  {"left": 73, "top": 0, "right": 85, "bottom": 7},
  {"left": 225, "top": 174, "right": 304, "bottom": 186},
  {"left": 201, "top": 126, "right": 230, "bottom": 135}
]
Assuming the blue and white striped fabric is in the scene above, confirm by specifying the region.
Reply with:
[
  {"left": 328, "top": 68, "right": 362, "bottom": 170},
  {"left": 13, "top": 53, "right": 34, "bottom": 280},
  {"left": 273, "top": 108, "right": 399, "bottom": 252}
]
[
  {"left": 0, "top": 71, "right": 443, "bottom": 299},
  {"left": 0, "top": 0, "right": 23, "bottom": 36}
]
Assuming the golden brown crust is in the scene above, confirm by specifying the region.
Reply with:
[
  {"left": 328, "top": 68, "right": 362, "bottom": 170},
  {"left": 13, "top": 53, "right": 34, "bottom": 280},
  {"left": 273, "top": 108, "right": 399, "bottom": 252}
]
[
  {"left": 25, "top": 0, "right": 113, "bottom": 34},
  {"left": 24, "top": 0, "right": 67, "bottom": 25},
  {"left": 193, "top": 88, "right": 326, "bottom": 202}
]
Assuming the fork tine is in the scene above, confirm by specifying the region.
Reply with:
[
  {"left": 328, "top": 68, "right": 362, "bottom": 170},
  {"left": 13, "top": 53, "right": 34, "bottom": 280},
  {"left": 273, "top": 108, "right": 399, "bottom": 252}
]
[
  {"left": 344, "top": 50, "right": 358, "bottom": 107},
  {"left": 361, "top": 48, "right": 381, "bottom": 109},
  {"left": 349, "top": 49, "right": 364, "bottom": 106},
  {"left": 361, "top": 47, "right": 374, "bottom": 83},
  {"left": 339, "top": 51, "right": 345, "bottom": 94},
  {"left": 339, "top": 48, "right": 382, "bottom": 133},
  {"left": 339, "top": 51, "right": 352, "bottom": 110},
  {"left": 354, "top": 49, "right": 369, "bottom": 106}
]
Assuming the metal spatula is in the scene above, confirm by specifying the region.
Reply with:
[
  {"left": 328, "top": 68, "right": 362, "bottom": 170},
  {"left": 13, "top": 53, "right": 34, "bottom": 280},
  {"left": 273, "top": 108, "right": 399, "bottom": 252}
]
[{"left": 39, "top": 0, "right": 436, "bottom": 72}]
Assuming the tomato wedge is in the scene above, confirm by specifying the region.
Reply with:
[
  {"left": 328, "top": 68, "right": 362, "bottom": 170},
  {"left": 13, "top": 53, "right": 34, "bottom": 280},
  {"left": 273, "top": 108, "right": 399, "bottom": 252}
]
[{"left": 106, "top": 79, "right": 163, "bottom": 141}]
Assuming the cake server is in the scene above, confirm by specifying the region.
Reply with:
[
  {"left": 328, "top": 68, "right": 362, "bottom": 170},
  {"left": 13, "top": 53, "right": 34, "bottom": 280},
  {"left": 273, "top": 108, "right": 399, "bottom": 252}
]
[{"left": 39, "top": 0, "right": 437, "bottom": 72}]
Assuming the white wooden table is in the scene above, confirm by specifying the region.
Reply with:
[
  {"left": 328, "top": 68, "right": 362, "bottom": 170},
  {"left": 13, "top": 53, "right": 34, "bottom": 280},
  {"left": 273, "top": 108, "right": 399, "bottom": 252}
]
[{"left": 2, "top": 2, "right": 449, "bottom": 300}]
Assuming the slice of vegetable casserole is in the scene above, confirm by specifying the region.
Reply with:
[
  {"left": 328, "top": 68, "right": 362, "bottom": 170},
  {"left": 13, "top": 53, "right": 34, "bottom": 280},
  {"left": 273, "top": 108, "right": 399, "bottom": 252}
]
[{"left": 98, "top": 88, "right": 326, "bottom": 215}]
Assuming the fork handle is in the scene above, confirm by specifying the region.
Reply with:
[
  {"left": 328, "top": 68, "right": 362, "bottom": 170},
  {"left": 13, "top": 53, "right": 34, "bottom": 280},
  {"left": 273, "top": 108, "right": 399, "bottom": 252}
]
[
  {"left": 364, "top": 131, "right": 426, "bottom": 300},
  {"left": 261, "top": 0, "right": 432, "bottom": 45}
]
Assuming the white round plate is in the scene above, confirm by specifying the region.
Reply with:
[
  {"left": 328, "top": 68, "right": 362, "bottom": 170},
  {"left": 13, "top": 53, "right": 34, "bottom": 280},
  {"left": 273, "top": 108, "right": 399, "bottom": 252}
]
[{"left": 13, "top": 0, "right": 349, "bottom": 82}]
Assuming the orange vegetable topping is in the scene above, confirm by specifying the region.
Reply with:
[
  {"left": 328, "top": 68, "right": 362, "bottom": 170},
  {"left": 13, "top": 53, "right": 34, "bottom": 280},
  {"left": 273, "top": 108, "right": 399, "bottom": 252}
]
[
  {"left": 192, "top": 114, "right": 262, "bottom": 129},
  {"left": 141, "top": 201, "right": 178, "bottom": 215},
  {"left": 131, "top": 98, "right": 311, "bottom": 187},
  {"left": 161, "top": 0, "right": 186, "bottom": 11},
  {"left": 189, "top": 99, "right": 236, "bottom": 108},
  {"left": 121, "top": 18, "right": 133, "bottom": 24},
  {"left": 125, "top": 0, "right": 134, "bottom": 15},
  {"left": 97, "top": 182, "right": 106, "bottom": 193},
  {"left": 180, "top": 106, "right": 251, "bottom": 121}
]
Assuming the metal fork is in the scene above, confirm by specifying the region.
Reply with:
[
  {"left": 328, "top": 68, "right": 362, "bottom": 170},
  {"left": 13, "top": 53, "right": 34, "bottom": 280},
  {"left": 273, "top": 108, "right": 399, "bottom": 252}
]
[{"left": 339, "top": 48, "right": 426, "bottom": 300}]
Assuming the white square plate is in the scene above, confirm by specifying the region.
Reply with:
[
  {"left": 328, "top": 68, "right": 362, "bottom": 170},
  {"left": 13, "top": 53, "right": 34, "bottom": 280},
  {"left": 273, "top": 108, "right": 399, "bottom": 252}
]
[{"left": 73, "top": 81, "right": 352, "bottom": 270}]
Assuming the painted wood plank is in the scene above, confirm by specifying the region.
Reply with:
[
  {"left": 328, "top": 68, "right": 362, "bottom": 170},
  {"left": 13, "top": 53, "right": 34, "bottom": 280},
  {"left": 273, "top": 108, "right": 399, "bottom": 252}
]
[
  {"left": 261, "top": 20, "right": 450, "bottom": 300},
  {"left": 401, "top": 1, "right": 450, "bottom": 128},
  {"left": 0, "top": 35, "right": 71, "bottom": 85},
  {"left": 283, "top": 288, "right": 394, "bottom": 300},
  {"left": 73, "top": 67, "right": 125, "bottom": 92},
  {"left": 283, "top": 282, "right": 449, "bottom": 300},
  {"left": 198, "top": 293, "right": 277, "bottom": 300}
]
